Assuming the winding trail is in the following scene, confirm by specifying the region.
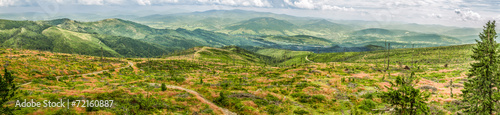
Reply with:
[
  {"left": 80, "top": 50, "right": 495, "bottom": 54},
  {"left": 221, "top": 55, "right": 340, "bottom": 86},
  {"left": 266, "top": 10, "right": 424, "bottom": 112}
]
[
  {"left": 20, "top": 59, "right": 237, "bottom": 115},
  {"left": 149, "top": 83, "right": 237, "bottom": 115},
  {"left": 305, "top": 55, "right": 314, "bottom": 63}
]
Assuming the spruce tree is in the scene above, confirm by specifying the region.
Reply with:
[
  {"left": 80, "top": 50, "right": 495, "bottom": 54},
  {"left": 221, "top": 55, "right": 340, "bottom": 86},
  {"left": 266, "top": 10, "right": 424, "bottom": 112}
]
[
  {"left": 381, "top": 72, "right": 430, "bottom": 115},
  {"left": 161, "top": 83, "right": 166, "bottom": 91},
  {"left": 461, "top": 20, "right": 499, "bottom": 114},
  {"left": 0, "top": 69, "right": 18, "bottom": 114}
]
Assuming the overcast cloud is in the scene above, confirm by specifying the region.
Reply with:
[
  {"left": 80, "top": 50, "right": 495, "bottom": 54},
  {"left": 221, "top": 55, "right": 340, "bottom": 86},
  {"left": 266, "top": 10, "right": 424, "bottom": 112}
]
[{"left": 0, "top": 0, "right": 498, "bottom": 27}]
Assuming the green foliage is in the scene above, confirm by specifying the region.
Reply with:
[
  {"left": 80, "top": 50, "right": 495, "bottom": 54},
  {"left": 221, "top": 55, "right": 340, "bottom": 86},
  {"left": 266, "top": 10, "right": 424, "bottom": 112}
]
[
  {"left": 461, "top": 20, "right": 500, "bottom": 114},
  {"left": 260, "top": 35, "right": 334, "bottom": 46},
  {"left": 358, "top": 99, "right": 376, "bottom": 111},
  {"left": 92, "top": 90, "right": 181, "bottom": 114},
  {"left": 167, "top": 76, "right": 186, "bottom": 83},
  {"left": 265, "top": 104, "right": 283, "bottom": 115},
  {"left": 161, "top": 83, "right": 166, "bottom": 91},
  {"left": 94, "top": 34, "right": 169, "bottom": 57},
  {"left": 293, "top": 109, "right": 309, "bottom": 115},
  {"left": 0, "top": 69, "right": 18, "bottom": 114},
  {"left": 214, "top": 92, "right": 228, "bottom": 106},
  {"left": 45, "top": 18, "right": 255, "bottom": 50},
  {"left": 381, "top": 72, "right": 430, "bottom": 115}
]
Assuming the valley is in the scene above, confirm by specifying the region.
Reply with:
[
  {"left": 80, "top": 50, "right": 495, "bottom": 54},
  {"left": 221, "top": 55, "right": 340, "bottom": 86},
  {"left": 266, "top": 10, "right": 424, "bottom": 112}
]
[
  {"left": 0, "top": 9, "right": 492, "bottom": 115},
  {"left": 1, "top": 43, "right": 473, "bottom": 114}
]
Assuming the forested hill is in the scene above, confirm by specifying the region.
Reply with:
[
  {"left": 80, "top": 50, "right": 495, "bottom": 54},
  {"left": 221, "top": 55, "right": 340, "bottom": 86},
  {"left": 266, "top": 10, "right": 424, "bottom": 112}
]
[
  {"left": 42, "top": 18, "right": 258, "bottom": 50},
  {"left": 0, "top": 19, "right": 167, "bottom": 57}
]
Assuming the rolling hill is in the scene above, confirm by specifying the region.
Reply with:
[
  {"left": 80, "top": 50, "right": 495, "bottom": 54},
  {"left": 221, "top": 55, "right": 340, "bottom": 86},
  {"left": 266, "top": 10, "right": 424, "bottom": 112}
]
[
  {"left": 222, "top": 17, "right": 298, "bottom": 35},
  {"left": 0, "top": 19, "right": 167, "bottom": 57},
  {"left": 339, "top": 28, "right": 462, "bottom": 47},
  {"left": 167, "top": 46, "right": 276, "bottom": 65},
  {"left": 301, "top": 19, "right": 353, "bottom": 33},
  {"left": 43, "top": 18, "right": 257, "bottom": 50},
  {"left": 257, "top": 35, "right": 335, "bottom": 46},
  {"left": 134, "top": 9, "right": 313, "bottom": 30},
  {"left": 41, "top": 26, "right": 121, "bottom": 57}
]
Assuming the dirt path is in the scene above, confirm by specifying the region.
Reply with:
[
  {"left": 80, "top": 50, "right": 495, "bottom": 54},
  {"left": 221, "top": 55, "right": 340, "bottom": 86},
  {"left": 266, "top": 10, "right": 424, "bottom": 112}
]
[
  {"left": 194, "top": 47, "right": 209, "bottom": 58},
  {"left": 19, "top": 59, "right": 237, "bottom": 115},
  {"left": 166, "top": 85, "right": 236, "bottom": 115},
  {"left": 305, "top": 55, "right": 314, "bottom": 63},
  {"left": 149, "top": 83, "right": 237, "bottom": 115},
  {"left": 55, "top": 61, "right": 134, "bottom": 80}
]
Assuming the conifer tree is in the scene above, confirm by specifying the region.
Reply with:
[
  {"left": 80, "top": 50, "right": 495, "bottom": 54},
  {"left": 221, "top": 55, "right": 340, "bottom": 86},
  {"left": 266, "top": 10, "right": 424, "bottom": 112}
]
[
  {"left": 381, "top": 72, "right": 430, "bottom": 115},
  {"left": 461, "top": 20, "right": 499, "bottom": 114},
  {"left": 0, "top": 69, "right": 18, "bottom": 114},
  {"left": 161, "top": 83, "right": 166, "bottom": 91}
]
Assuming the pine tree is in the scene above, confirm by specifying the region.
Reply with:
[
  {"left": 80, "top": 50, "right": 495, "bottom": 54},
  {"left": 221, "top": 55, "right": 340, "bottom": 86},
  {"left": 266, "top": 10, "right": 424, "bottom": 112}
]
[
  {"left": 381, "top": 72, "right": 430, "bottom": 115},
  {"left": 161, "top": 83, "right": 166, "bottom": 91},
  {"left": 461, "top": 20, "right": 499, "bottom": 114},
  {"left": 0, "top": 69, "right": 18, "bottom": 114}
]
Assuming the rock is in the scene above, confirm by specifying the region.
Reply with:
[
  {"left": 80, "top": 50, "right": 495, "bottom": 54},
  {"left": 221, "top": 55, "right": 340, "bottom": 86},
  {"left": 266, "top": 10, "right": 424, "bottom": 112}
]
[
  {"left": 403, "top": 66, "right": 410, "bottom": 70},
  {"left": 451, "top": 84, "right": 464, "bottom": 88},
  {"left": 419, "top": 85, "right": 437, "bottom": 92},
  {"left": 81, "top": 78, "right": 89, "bottom": 82},
  {"left": 451, "top": 100, "right": 462, "bottom": 105},
  {"left": 6, "top": 101, "right": 15, "bottom": 105},
  {"left": 201, "top": 108, "right": 213, "bottom": 113},
  {"left": 310, "top": 70, "right": 321, "bottom": 74},
  {"left": 335, "top": 94, "right": 348, "bottom": 100},
  {"left": 52, "top": 90, "right": 60, "bottom": 93},
  {"left": 348, "top": 83, "right": 357, "bottom": 88},
  {"left": 176, "top": 93, "right": 190, "bottom": 98},
  {"left": 228, "top": 93, "right": 261, "bottom": 99}
]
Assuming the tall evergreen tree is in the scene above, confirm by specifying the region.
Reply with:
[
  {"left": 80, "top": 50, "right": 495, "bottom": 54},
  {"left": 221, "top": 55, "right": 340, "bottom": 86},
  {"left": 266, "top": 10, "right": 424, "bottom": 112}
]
[
  {"left": 0, "top": 69, "right": 18, "bottom": 115},
  {"left": 461, "top": 20, "right": 499, "bottom": 114}
]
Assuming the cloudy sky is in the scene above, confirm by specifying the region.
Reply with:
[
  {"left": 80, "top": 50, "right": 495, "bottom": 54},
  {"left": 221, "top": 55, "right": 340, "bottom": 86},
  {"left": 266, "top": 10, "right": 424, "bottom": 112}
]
[{"left": 0, "top": 0, "right": 499, "bottom": 28}]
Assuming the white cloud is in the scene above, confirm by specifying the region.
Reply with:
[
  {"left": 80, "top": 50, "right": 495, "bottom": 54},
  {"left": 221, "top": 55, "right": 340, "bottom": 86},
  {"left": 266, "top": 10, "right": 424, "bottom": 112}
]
[
  {"left": 0, "top": 0, "right": 18, "bottom": 7},
  {"left": 321, "top": 5, "right": 354, "bottom": 11},
  {"left": 78, "top": 0, "right": 104, "bottom": 5},
  {"left": 283, "top": 0, "right": 355, "bottom": 11},
  {"left": 105, "top": 0, "right": 126, "bottom": 5},
  {"left": 455, "top": 9, "right": 481, "bottom": 21},
  {"left": 194, "top": 0, "right": 271, "bottom": 7},
  {"left": 287, "top": 0, "right": 314, "bottom": 9},
  {"left": 136, "top": 0, "right": 151, "bottom": 5},
  {"left": 252, "top": 0, "right": 269, "bottom": 7},
  {"left": 428, "top": 13, "right": 442, "bottom": 19}
]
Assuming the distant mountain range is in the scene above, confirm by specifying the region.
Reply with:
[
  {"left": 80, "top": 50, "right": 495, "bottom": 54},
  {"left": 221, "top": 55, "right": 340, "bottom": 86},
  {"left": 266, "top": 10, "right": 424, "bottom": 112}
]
[
  {"left": 0, "top": 19, "right": 167, "bottom": 57},
  {"left": 0, "top": 9, "right": 487, "bottom": 57}
]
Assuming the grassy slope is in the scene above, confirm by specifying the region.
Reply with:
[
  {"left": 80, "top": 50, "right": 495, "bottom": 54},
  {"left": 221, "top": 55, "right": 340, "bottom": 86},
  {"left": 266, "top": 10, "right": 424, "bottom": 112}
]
[
  {"left": 308, "top": 44, "right": 473, "bottom": 65},
  {"left": 0, "top": 19, "right": 168, "bottom": 57},
  {"left": 42, "top": 27, "right": 121, "bottom": 57},
  {"left": 46, "top": 18, "right": 255, "bottom": 49},
  {"left": 6, "top": 43, "right": 477, "bottom": 114}
]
